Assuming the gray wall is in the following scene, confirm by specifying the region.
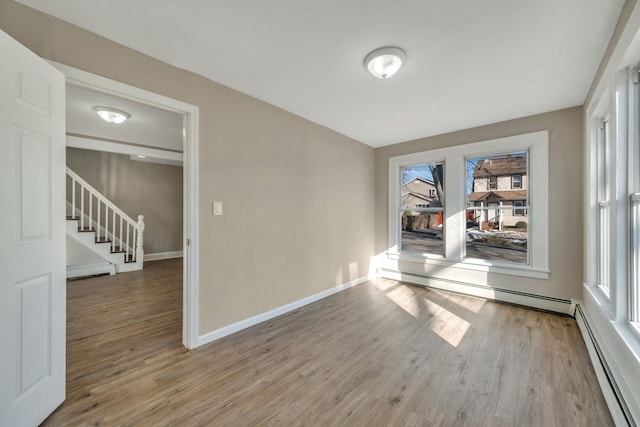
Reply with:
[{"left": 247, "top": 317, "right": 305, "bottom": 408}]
[
  {"left": 375, "top": 107, "right": 584, "bottom": 300},
  {"left": 0, "top": 0, "right": 376, "bottom": 334},
  {"left": 66, "top": 148, "right": 183, "bottom": 255}
]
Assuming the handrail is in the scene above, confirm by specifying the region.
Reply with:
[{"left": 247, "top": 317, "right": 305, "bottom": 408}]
[
  {"left": 66, "top": 167, "right": 137, "bottom": 226},
  {"left": 66, "top": 167, "right": 144, "bottom": 267}
]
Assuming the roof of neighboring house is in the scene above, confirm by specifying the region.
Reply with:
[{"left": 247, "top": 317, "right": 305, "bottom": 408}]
[
  {"left": 473, "top": 155, "right": 526, "bottom": 178},
  {"left": 401, "top": 192, "right": 443, "bottom": 209},
  {"left": 468, "top": 190, "right": 527, "bottom": 202},
  {"left": 402, "top": 177, "right": 437, "bottom": 199},
  {"left": 402, "top": 191, "right": 432, "bottom": 202},
  {"left": 403, "top": 177, "right": 434, "bottom": 187}
]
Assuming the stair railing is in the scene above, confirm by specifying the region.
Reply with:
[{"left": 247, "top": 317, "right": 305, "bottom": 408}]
[{"left": 66, "top": 167, "right": 144, "bottom": 268}]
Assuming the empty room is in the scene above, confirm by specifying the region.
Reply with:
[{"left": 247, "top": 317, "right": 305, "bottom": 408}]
[{"left": 1, "top": 0, "right": 639, "bottom": 426}]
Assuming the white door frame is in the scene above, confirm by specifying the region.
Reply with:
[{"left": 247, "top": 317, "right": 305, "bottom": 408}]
[{"left": 50, "top": 61, "right": 200, "bottom": 349}]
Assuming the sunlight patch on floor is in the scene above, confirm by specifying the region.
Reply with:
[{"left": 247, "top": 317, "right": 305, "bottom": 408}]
[
  {"left": 386, "top": 285, "right": 421, "bottom": 318},
  {"left": 422, "top": 296, "right": 470, "bottom": 347}
]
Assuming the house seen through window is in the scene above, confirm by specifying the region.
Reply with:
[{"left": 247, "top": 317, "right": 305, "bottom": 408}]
[
  {"left": 400, "top": 162, "right": 445, "bottom": 257},
  {"left": 466, "top": 153, "right": 529, "bottom": 264}
]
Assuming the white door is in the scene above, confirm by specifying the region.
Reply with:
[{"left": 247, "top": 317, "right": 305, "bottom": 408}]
[
  {"left": 488, "top": 202, "right": 499, "bottom": 224},
  {"left": 0, "top": 30, "right": 66, "bottom": 427}
]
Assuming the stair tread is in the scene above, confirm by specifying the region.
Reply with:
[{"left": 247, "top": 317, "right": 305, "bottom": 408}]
[{"left": 77, "top": 228, "right": 95, "bottom": 232}]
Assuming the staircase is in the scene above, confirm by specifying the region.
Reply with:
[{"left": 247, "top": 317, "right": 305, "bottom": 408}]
[{"left": 66, "top": 167, "right": 145, "bottom": 276}]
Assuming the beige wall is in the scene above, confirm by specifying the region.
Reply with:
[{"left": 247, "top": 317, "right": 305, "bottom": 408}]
[
  {"left": 376, "top": 107, "right": 584, "bottom": 300},
  {"left": 0, "top": 0, "right": 375, "bottom": 334},
  {"left": 66, "top": 148, "right": 183, "bottom": 255}
]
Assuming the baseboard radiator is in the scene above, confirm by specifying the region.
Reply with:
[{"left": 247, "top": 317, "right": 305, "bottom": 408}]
[
  {"left": 379, "top": 268, "right": 574, "bottom": 315},
  {"left": 574, "top": 305, "right": 636, "bottom": 427}
]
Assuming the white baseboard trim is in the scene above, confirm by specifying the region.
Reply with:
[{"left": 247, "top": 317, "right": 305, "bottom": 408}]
[
  {"left": 144, "top": 251, "right": 183, "bottom": 261},
  {"left": 575, "top": 304, "right": 636, "bottom": 427},
  {"left": 379, "top": 268, "right": 573, "bottom": 315},
  {"left": 197, "top": 276, "right": 369, "bottom": 348},
  {"left": 67, "top": 263, "right": 115, "bottom": 279}
]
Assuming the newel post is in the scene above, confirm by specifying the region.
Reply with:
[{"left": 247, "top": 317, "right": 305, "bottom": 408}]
[{"left": 136, "top": 215, "right": 145, "bottom": 269}]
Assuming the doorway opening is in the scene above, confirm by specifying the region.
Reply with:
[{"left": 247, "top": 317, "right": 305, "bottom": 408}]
[{"left": 51, "top": 61, "right": 199, "bottom": 349}]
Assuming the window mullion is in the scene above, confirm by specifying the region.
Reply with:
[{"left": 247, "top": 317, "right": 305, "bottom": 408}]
[{"left": 444, "top": 155, "right": 465, "bottom": 261}]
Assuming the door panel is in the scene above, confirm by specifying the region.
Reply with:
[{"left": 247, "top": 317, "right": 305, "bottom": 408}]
[
  {"left": 15, "top": 128, "right": 51, "bottom": 242},
  {"left": 0, "top": 29, "right": 66, "bottom": 427},
  {"left": 15, "top": 274, "right": 52, "bottom": 400},
  {"left": 14, "top": 66, "right": 51, "bottom": 117}
]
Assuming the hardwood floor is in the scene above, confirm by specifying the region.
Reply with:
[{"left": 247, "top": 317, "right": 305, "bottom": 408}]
[{"left": 43, "top": 259, "right": 613, "bottom": 426}]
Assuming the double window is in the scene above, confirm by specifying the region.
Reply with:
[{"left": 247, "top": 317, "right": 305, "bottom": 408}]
[
  {"left": 589, "top": 67, "right": 640, "bottom": 331},
  {"left": 388, "top": 131, "right": 548, "bottom": 278}
]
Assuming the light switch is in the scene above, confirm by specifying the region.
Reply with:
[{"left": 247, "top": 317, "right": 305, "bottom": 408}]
[{"left": 213, "top": 201, "right": 223, "bottom": 216}]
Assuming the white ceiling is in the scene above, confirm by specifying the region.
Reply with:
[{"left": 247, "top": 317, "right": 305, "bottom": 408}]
[
  {"left": 66, "top": 84, "right": 183, "bottom": 152},
  {"left": 17, "top": 0, "right": 625, "bottom": 147}
]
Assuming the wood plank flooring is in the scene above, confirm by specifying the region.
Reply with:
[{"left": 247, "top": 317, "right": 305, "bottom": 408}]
[{"left": 42, "top": 259, "right": 613, "bottom": 426}]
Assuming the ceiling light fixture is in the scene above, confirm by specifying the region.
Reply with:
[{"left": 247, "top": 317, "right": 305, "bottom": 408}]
[
  {"left": 93, "top": 106, "right": 131, "bottom": 124},
  {"left": 364, "top": 46, "right": 406, "bottom": 79}
]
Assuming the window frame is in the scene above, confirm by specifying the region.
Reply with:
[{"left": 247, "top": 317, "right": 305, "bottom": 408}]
[
  {"left": 631, "top": 67, "right": 640, "bottom": 327},
  {"left": 388, "top": 131, "right": 549, "bottom": 279},
  {"left": 513, "top": 200, "right": 526, "bottom": 216},
  {"left": 488, "top": 175, "right": 498, "bottom": 190},
  {"left": 512, "top": 174, "right": 523, "bottom": 189}
]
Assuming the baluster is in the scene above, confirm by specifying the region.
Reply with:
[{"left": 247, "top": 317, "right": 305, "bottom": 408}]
[
  {"left": 105, "top": 205, "right": 109, "bottom": 244},
  {"left": 71, "top": 178, "right": 76, "bottom": 218},
  {"left": 126, "top": 224, "right": 130, "bottom": 260},
  {"left": 89, "top": 193, "right": 93, "bottom": 231},
  {"left": 112, "top": 210, "right": 116, "bottom": 251},
  {"left": 132, "top": 230, "right": 137, "bottom": 262},
  {"left": 119, "top": 216, "right": 123, "bottom": 252},
  {"left": 97, "top": 200, "right": 101, "bottom": 241},
  {"left": 80, "top": 187, "right": 85, "bottom": 230}
]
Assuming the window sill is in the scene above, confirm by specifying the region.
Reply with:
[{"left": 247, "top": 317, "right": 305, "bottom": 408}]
[{"left": 386, "top": 251, "right": 550, "bottom": 279}]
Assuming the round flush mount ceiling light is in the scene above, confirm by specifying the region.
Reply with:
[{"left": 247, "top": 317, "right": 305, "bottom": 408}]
[
  {"left": 93, "top": 106, "right": 131, "bottom": 124},
  {"left": 364, "top": 46, "right": 406, "bottom": 79}
]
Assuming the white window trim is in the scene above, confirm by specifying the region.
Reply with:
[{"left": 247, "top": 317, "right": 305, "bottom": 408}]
[
  {"left": 630, "top": 67, "right": 640, "bottom": 327},
  {"left": 388, "top": 130, "right": 549, "bottom": 279}
]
